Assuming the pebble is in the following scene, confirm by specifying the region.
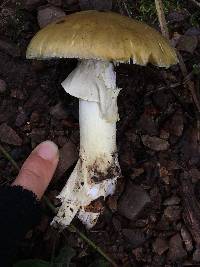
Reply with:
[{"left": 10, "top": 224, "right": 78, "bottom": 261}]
[
  {"left": 79, "top": 0, "right": 112, "bottom": 10},
  {"left": 37, "top": 5, "right": 66, "bottom": 28},
  {"left": 50, "top": 102, "right": 69, "bottom": 120},
  {"left": 177, "top": 35, "right": 198, "bottom": 54},
  {"left": 181, "top": 226, "right": 193, "bottom": 252},
  {"left": 0, "top": 123, "right": 22, "bottom": 146},
  {"left": 15, "top": 109, "right": 28, "bottom": 127},
  {"left": 167, "top": 234, "right": 187, "bottom": 261},
  {"left": 56, "top": 138, "right": 78, "bottom": 178},
  {"left": 163, "top": 196, "right": 181, "bottom": 206},
  {"left": 118, "top": 183, "right": 151, "bottom": 221},
  {"left": 122, "top": 229, "right": 147, "bottom": 248},
  {"left": 0, "top": 79, "right": 7, "bottom": 93},
  {"left": 153, "top": 238, "right": 169, "bottom": 255},
  {"left": 142, "top": 135, "right": 169, "bottom": 151},
  {"left": 164, "top": 206, "right": 181, "bottom": 222},
  {"left": 193, "top": 248, "right": 200, "bottom": 262}
]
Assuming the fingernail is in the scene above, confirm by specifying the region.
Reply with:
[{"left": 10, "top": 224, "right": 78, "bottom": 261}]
[{"left": 35, "top": 141, "right": 58, "bottom": 161}]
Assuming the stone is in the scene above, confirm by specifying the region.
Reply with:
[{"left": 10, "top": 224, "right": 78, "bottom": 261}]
[
  {"left": 185, "top": 27, "right": 200, "bottom": 36},
  {"left": 50, "top": 102, "right": 69, "bottom": 120},
  {"left": 177, "top": 35, "right": 198, "bottom": 54},
  {"left": 137, "top": 107, "right": 158, "bottom": 135},
  {"left": 0, "top": 79, "right": 6, "bottom": 93},
  {"left": 193, "top": 248, "right": 200, "bottom": 262},
  {"left": 168, "top": 10, "right": 190, "bottom": 23},
  {"left": 79, "top": 0, "right": 112, "bottom": 10},
  {"left": 153, "top": 238, "right": 169, "bottom": 255},
  {"left": 181, "top": 226, "right": 193, "bottom": 252},
  {"left": 37, "top": 5, "right": 66, "bottom": 28},
  {"left": 30, "top": 128, "right": 46, "bottom": 146},
  {"left": 0, "top": 123, "right": 22, "bottom": 146},
  {"left": 118, "top": 182, "right": 151, "bottom": 221},
  {"left": 163, "top": 196, "right": 180, "bottom": 206},
  {"left": 122, "top": 229, "right": 147, "bottom": 248},
  {"left": 15, "top": 109, "right": 28, "bottom": 127},
  {"left": 56, "top": 138, "right": 79, "bottom": 178},
  {"left": 164, "top": 206, "right": 181, "bottom": 222},
  {"left": 189, "top": 168, "right": 200, "bottom": 183},
  {"left": 167, "top": 234, "right": 187, "bottom": 261},
  {"left": 141, "top": 135, "right": 169, "bottom": 151},
  {"left": 47, "top": 0, "right": 62, "bottom": 6},
  {"left": 167, "top": 110, "right": 184, "bottom": 137},
  {"left": 64, "top": 0, "right": 78, "bottom": 5}
]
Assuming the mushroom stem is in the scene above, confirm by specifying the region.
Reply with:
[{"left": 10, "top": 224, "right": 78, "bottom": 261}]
[{"left": 52, "top": 60, "right": 121, "bottom": 228}]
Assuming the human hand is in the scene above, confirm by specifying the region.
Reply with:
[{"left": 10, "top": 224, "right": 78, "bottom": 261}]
[{"left": 12, "top": 140, "right": 59, "bottom": 199}]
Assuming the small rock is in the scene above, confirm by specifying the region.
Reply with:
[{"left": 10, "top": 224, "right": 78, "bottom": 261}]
[
  {"left": 181, "top": 226, "right": 193, "bottom": 252},
  {"left": 0, "top": 123, "right": 22, "bottom": 146},
  {"left": 64, "top": 0, "right": 79, "bottom": 6},
  {"left": 50, "top": 102, "right": 69, "bottom": 120},
  {"left": 193, "top": 248, "right": 200, "bottom": 262},
  {"left": 107, "top": 195, "right": 118, "bottom": 212},
  {"left": 15, "top": 109, "right": 28, "bottom": 127},
  {"left": 163, "top": 196, "right": 180, "bottom": 206},
  {"left": 37, "top": 5, "right": 66, "bottom": 28},
  {"left": 56, "top": 138, "right": 79, "bottom": 178},
  {"left": 168, "top": 10, "right": 190, "bottom": 23},
  {"left": 0, "top": 38, "right": 20, "bottom": 57},
  {"left": 10, "top": 88, "right": 25, "bottom": 100},
  {"left": 177, "top": 35, "right": 198, "bottom": 54},
  {"left": 189, "top": 168, "right": 200, "bottom": 183},
  {"left": 112, "top": 217, "right": 121, "bottom": 232},
  {"left": 47, "top": 0, "right": 62, "bottom": 6},
  {"left": 30, "top": 128, "right": 46, "bottom": 146},
  {"left": 122, "top": 229, "right": 147, "bottom": 248},
  {"left": 137, "top": 107, "right": 158, "bottom": 135},
  {"left": 167, "top": 234, "right": 187, "bottom": 261},
  {"left": 130, "top": 168, "right": 144, "bottom": 180},
  {"left": 167, "top": 110, "right": 184, "bottom": 137},
  {"left": 153, "top": 238, "right": 169, "bottom": 255},
  {"left": 118, "top": 182, "right": 151, "bottom": 221},
  {"left": 164, "top": 206, "right": 181, "bottom": 222},
  {"left": 79, "top": 0, "right": 112, "bottom": 10},
  {"left": 0, "top": 79, "right": 7, "bottom": 93},
  {"left": 142, "top": 135, "right": 169, "bottom": 151},
  {"left": 185, "top": 27, "right": 200, "bottom": 36}
]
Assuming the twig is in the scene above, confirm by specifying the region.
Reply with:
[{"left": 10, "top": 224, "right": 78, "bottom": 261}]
[
  {"left": 0, "top": 144, "right": 118, "bottom": 266},
  {"left": 154, "top": 0, "right": 169, "bottom": 39},
  {"left": 189, "top": 0, "right": 200, "bottom": 8},
  {"left": 0, "top": 143, "right": 20, "bottom": 171},
  {"left": 154, "top": 0, "right": 200, "bottom": 146},
  {"left": 69, "top": 225, "right": 118, "bottom": 267}
]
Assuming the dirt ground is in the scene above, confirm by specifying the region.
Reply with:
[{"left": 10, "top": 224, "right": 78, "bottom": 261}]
[{"left": 0, "top": 0, "right": 200, "bottom": 266}]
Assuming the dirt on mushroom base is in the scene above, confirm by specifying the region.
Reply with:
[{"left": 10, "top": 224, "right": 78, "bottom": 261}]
[{"left": 0, "top": 0, "right": 200, "bottom": 266}]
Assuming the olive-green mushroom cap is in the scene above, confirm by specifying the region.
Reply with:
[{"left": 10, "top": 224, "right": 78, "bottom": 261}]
[{"left": 26, "top": 10, "right": 178, "bottom": 67}]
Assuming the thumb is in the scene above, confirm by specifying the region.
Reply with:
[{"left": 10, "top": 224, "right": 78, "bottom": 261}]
[{"left": 12, "top": 141, "right": 59, "bottom": 200}]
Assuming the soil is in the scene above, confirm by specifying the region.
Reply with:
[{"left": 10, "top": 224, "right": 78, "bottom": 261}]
[{"left": 0, "top": 0, "right": 200, "bottom": 266}]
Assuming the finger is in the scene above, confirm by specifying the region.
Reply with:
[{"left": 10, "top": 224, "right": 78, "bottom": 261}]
[{"left": 12, "top": 141, "right": 59, "bottom": 199}]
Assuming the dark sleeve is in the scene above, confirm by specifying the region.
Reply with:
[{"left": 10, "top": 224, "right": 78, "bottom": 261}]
[{"left": 0, "top": 186, "right": 42, "bottom": 267}]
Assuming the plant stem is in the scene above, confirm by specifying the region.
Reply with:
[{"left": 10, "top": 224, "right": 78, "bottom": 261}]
[
  {"left": 154, "top": 0, "right": 169, "bottom": 39},
  {"left": 69, "top": 224, "right": 119, "bottom": 267},
  {"left": 0, "top": 143, "right": 19, "bottom": 171}
]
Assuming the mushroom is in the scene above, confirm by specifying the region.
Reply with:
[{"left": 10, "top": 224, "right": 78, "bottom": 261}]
[{"left": 26, "top": 10, "right": 178, "bottom": 229}]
